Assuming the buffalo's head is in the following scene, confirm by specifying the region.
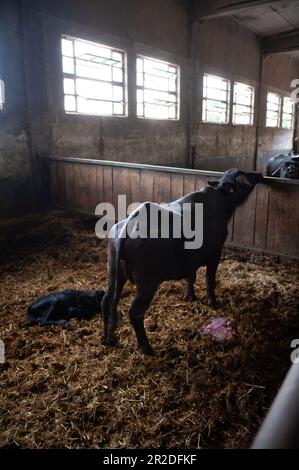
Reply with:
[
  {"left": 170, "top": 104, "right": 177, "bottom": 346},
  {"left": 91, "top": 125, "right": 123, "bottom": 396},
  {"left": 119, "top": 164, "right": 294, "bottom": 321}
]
[
  {"left": 280, "top": 161, "right": 299, "bottom": 179},
  {"left": 208, "top": 169, "right": 263, "bottom": 205}
]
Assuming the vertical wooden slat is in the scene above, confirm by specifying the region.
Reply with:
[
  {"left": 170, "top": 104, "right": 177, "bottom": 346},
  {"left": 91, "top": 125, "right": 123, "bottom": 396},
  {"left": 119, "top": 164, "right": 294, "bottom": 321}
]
[
  {"left": 270, "top": 186, "right": 282, "bottom": 255},
  {"left": 63, "top": 163, "right": 75, "bottom": 209},
  {"left": 72, "top": 164, "right": 80, "bottom": 210},
  {"left": 171, "top": 173, "right": 184, "bottom": 201},
  {"left": 112, "top": 167, "right": 132, "bottom": 219},
  {"left": 157, "top": 173, "right": 171, "bottom": 203},
  {"left": 266, "top": 185, "right": 275, "bottom": 253},
  {"left": 183, "top": 175, "right": 196, "bottom": 195},
  {"left": 50, "top": 162, "right": 58, "bottom": 206},
  {"left": 140, "top": 170, "right": 154, "bottom": 202},
  {"left": 126, "top": 169, "right": 141, "bottom": 214},
  {"left": 254, "top": 183, "right": 270, "bottom": 251},
  {"left": 232, "top": 186, "right": 257, "bottom": 247},
  {"left": 130, "top": 169, "right": 141, "bottom": 205},
  {"left": 153, "top": 172, "right": 160, "bottom": 203},
  {"left": 121, "top": 168, "right": 133, "bottom": 207},
  {"left": 73, "top": 164, "right": 90, "bottom": 212},
  {"left": 112, "top": 167, "right": 122, "bottom": 213},
  {"left": 95, "top": 165, "right": 104, "bottom": 207},
  {"left": 195, "top": 175, "right": 208, "bottom": 191},
  {"left": 103, "top": 166, "right": 113, "bottom": 205},
  {"left": 56, "top": 162, "right": 66, "bottom": 207},
  {"left": 226, "top": 215, "right": 234, "bottom": 243},
  {"left": 87, "top": 165, "right": 98, "bottom": 213}
]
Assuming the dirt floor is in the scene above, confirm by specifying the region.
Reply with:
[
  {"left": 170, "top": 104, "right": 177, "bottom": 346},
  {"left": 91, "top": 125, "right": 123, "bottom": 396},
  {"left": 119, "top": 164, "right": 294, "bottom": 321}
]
[{"left": 0, "top": 210, "right": 298, "bottom": 449}]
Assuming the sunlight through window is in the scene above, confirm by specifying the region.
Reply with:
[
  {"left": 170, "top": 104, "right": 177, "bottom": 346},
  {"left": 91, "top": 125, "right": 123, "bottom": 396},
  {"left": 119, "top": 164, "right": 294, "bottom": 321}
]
[
  {"left": 202, "top": 74, "right": 230, "bottom": 124},
  {"left": 61, "top": 35, "right": 127, "bottom": 116},
  {"left": 266, "top": 92, "right": 281, "bottom": 128},
  {"left": 281, "top": 96, "right": 294, "bottom": 129},
  {"left": 136, "top": 55, "right": 179, "bottom": 120},
  {"left": 233, "top": 82, "right": 255, "bottom": 125},
  {"left": 0, "top": 79, "right": 4, "bottom": 110}
]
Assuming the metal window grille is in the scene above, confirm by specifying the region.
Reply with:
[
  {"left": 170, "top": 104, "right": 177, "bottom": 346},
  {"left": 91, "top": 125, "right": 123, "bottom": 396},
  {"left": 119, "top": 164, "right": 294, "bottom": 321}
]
[
  {"left": 136, "top": 55, "right": 180, "bottom": 120},
  {"left": 61, "top": 35, "right": 127, "bottom": 116},
  {"left": 266, "top": 92, "right": 281, "bottom": 128},
  {"left": 233, "top": 82, "right": 255, "bottom": 125},
  {"left": 281, "top": 96, "right": 294, "bottom": 129},
  {"left": 202, "top": 73, "right": 230, "bottom": 124},
  {"left": 0, "top": 79, "right": 4, "bottom": 110}
]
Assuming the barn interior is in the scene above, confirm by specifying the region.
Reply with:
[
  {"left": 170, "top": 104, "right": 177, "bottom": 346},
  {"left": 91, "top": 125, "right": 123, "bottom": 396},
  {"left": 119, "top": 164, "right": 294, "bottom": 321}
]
[{"left": 1, "top": 0, "right": 299, "bottom": 449}]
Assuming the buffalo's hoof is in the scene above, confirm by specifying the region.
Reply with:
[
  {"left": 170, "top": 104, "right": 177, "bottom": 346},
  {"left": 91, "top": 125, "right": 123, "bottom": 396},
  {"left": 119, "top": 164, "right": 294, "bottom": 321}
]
[
  {"left": 183, "top": 294, "right": 197, "bottom": 302},
  {"left": 102, "top": 334, "right": 117, "bottom": 346},
  {"left": 139, "top": 344, "right": 155, "bottom": 356},
  {"left": 203, "top": 298, "right": 221, "bottom": 310}
]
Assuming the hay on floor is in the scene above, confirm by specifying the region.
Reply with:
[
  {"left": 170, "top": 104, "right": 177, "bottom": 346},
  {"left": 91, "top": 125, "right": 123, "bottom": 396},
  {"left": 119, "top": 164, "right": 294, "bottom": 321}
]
[{"left": 0, "top": 210, "right": 298, "bottom": 448}]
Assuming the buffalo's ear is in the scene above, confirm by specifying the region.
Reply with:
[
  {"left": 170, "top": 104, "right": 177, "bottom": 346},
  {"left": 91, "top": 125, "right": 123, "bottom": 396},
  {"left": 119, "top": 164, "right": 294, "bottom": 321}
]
[
  {"left": 236, "top": 174, "right": 251, "bottom": 186},
  {"left": 208, "top": 180, "right": 219, "bottom": 187}
]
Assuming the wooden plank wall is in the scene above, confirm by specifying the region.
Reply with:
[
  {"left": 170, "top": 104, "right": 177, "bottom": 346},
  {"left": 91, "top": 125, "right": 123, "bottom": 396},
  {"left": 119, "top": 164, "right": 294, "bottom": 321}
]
[{"left": 48, "top": 159, "right": 299, "bottom": 260}]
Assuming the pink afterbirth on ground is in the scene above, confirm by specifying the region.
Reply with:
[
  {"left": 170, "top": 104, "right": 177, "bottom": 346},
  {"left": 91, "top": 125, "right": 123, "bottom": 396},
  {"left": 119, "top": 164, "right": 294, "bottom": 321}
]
[{"left": 202, "top": 317, "right": 235, "bottom": 341}]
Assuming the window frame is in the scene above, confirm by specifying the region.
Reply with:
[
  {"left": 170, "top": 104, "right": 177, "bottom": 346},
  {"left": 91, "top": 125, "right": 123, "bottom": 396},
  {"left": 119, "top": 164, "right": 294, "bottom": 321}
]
[
  {"left": 61, "top": 34, "right": 128, "bottom": 117},
  {"left": 0, "top": 79, "right": 4, "bottom": 111},
  {"left": 265, "top": 91, "right": 282, "bottom": 128},
  {"left": 232, "top": 81, "right": 255, "bottom": 126},
  {"left": 202, "top": 73, "right": 230, "bottom": 124},
  {"left": 281, "top": 96, "right": 294, "bottom": 130},
  {"left": 136, "top": 54, "right": 180, "bottom": 121}
]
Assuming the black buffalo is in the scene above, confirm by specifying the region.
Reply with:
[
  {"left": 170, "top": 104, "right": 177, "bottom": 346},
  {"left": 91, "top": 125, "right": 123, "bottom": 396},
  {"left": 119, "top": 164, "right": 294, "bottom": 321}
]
[
  {"left": 101, "top": 168, "right": 263, "bottom": 355},
  {"left": 266, "top": 153, "right": 299, "bottom": 179},
  {"left": 25, "top": 289, "right": 105, "bottom": 327}
]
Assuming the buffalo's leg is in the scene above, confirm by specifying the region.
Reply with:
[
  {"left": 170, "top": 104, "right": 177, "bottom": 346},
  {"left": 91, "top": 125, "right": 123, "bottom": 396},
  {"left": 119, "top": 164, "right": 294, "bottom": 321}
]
[
  {"left": 34, "top": 305, "right": 71, "bottom": 328},
  {"left": 102, "top": 269, "right": 126, "bottom": 346},
  {"left": 129, "top": 284, "right": 158, "bottom": 356},
  {"left": 102, "top": 237, "right": 127, "bottom": 346},
  {"left": 184, "top": 272, "right": 197, "bottom": 301},
  {"left": 205, "top": 256, "right": 220, "bottom": 308},
  {"left": 70, "top": 308, "right": 93, "bottom": 321}
]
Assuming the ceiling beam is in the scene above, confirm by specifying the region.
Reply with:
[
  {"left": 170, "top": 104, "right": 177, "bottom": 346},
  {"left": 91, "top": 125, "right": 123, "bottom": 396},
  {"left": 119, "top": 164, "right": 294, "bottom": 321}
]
[
  {"left": 262, "top": 29, "right": 299, "bottom": 54},
  {"left": 195, "top": 0, "right": 281, "bottom": 20}
]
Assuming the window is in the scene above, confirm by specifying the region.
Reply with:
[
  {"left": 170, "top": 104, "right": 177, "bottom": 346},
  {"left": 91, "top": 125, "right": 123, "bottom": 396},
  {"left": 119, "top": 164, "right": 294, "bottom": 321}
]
[
  {"left": 266, "top": 92, "right": 281, "bottom": 128},
  {"left": 0, "top": 79, "right": 4, "bottom": 110},
  {"left": 136, "top": 55, "right": 179, "bottom": 120},
  {"left": 233, "top": 82, "right": 254, "bottom": 125},
  {"left": 202, "top": 74, "right": 230, "bottom": 124},
  {"left": 281, "top": 96, "right": 294, "bottom": 129},
  {"left": 61, "top": 35, "right": 126, "bottom": 116}
]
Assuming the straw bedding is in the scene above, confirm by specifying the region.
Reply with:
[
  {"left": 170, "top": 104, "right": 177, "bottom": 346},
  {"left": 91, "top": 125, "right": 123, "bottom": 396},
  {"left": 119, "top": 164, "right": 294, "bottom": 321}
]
[{"left": 0, "top": 211, "right": 298, "bottom": 448}]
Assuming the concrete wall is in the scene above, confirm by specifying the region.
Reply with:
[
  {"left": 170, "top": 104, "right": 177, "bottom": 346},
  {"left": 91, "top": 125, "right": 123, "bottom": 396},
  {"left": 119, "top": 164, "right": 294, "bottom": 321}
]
[
  {"left": 43, "top": 11, "right": 189, "bottom": 167},
  {"left": 192, "top": 18, "right": 299, "bottom": 173},
  {"left": 0, "top": 0, "right": 34, "bottom": 220},
  {"left": 42, "top": 0, "right": 190, "bottom": 168},
  {"left": 0, "top": 0, "right": 190, "bottom": 220},
  {"left": 194, "top": 18, "right": 261, "bottom": 172}
]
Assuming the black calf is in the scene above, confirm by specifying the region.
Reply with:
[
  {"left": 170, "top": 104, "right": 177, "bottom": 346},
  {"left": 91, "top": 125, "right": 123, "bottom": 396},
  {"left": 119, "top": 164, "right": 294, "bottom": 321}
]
[{"left": 25, "top": 289, "right": 105, "bottom": 327}]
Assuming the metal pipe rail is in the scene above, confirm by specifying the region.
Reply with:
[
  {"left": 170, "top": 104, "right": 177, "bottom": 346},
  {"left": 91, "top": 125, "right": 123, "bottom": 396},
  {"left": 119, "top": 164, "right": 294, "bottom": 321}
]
[
  {"left": 252, "top": 363, "right": 299, "bottom": 449},
  {"left": 44, "top": 155, "right": 299, "bottom": 185}
]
